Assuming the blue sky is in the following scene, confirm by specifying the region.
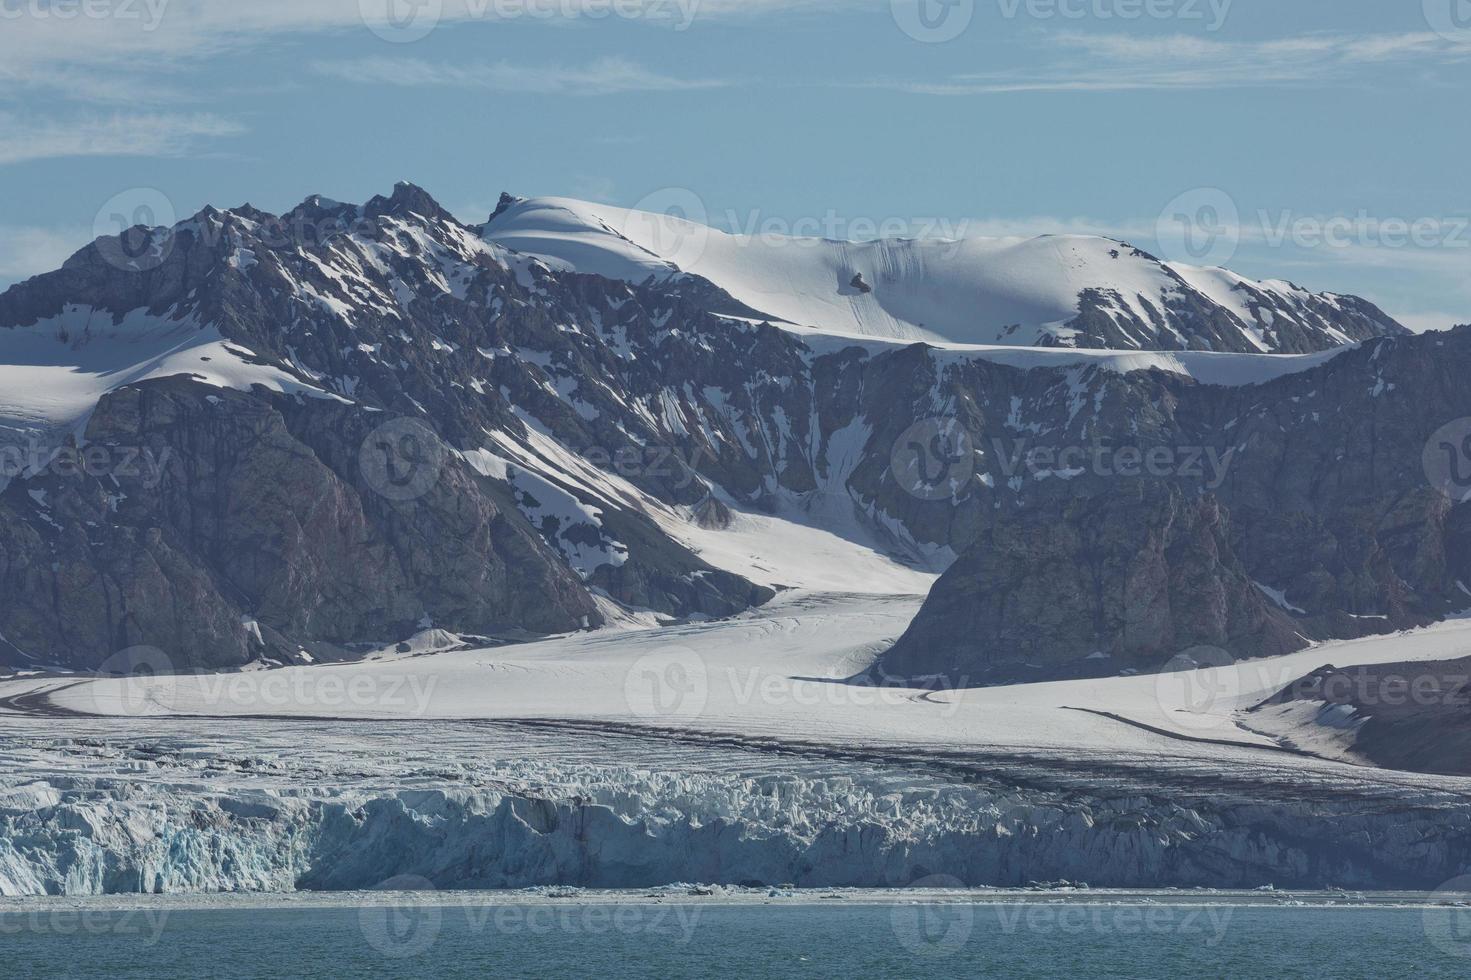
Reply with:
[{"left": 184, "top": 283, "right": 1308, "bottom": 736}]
[{"left": 3, "top": 0, "right": 1469, "bottom": 329}]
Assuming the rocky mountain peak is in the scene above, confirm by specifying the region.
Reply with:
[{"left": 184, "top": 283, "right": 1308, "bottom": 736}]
[
  {"left": 489, "top": 191, "right": 525, "bottom": 222},
  {"left": 0, "top": 180, "right": 1462, "bottom": 681},
  {"left": 364, "top": 180, "right": 455, "bottom": 225}
]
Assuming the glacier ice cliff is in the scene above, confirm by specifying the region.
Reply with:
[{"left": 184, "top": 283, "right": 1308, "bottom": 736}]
[{"left": 1, "top": 719, "right": 1469, "bottom": 896}]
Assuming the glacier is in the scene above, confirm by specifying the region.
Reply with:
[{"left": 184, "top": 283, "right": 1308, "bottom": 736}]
[
  {"left": 2, "top": 716, "right": 1470, "bottom": 897},
  {"left": 5, "top": 592, "right": 1471, "bottom": 898}
]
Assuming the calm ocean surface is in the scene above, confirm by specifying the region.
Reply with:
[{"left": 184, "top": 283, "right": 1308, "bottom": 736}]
[{"left": 5, "top": 901, "right": 1469, "bottom": 978}]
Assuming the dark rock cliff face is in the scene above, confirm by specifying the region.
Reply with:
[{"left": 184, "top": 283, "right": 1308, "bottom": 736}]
[
  {"left": 0, "top": 185, "right": 782, "bottom": 669},
  {"left": 883, "top": 487, "right": 1305, "bottom": 683},
  {"left": 1059, "top": 262, "right": 1405, "bottom": 354},
  {"left": 0, "top": 182, "right": 1461, "bottom": 679},
  {"left": 0, "top": 380, "right": 599, "bottom": 669},
  {"left": 872, "top": 328, "right": 1471, "bottom": 683},
  {"left": 1249, "top": 656, "right": 1471, "bottom": 777}
]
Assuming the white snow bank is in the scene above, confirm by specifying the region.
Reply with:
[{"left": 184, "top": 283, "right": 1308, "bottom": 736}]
[
  {"left": 0, "top": 306, "right": 340, "bottom": 457},
  {"left": 482, "top": 196, "right": 1371, "bottom": 363}
]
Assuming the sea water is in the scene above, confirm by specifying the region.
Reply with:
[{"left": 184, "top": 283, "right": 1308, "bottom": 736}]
[{"left": 3, "top": 900, "right": 1468, "bottom": 978}]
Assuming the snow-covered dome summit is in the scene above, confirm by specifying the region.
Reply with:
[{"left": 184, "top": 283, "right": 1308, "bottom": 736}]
[{"left": 482, "top": 194, "right": 1405, "bottom": 354}]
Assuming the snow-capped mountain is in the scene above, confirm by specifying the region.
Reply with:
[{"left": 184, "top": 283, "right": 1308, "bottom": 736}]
[
  {"left": 482, "top": 194, "right": 1407, "bottom": 354},
  {"left": 0, "top": 182, "right": 1463, "bottom": 680}
]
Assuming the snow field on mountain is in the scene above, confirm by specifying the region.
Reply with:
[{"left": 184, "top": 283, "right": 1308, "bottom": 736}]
[
  {"left": 482, "top": 195, "right": 1389, "bottom": 354},
  {"left": 16, "top": 591, "right": 1471, "bottom": 782},
  {"left": 485, "top": 198, "right": 1168, "bottom": 345},
  {"left": 0, "top": 305, "right": 340, "bottom": 493}
]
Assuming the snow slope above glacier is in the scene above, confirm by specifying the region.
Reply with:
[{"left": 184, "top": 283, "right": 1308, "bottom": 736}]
[
  {"left": 481, "top": 196, "right": 1374, "bottom": 353},
  {"left": 0, "top": 305, "right": 338, "bottom": 450},
  {"left": 16, "top": 590, "right": 1471, "bottom": 782}
]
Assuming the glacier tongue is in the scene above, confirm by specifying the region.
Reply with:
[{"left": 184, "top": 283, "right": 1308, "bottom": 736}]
[{"left": 3, "top": 720, "right": 1469, "bottom": 897}]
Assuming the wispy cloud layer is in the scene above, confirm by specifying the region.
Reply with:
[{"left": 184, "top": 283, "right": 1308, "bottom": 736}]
[
  {"left": 879, "top": 31, "right": 1471, "bottom": 95},
  {"left": 1396, "top": 311, "right": 1467, "bottom": 334},
  {"left": 944, "top": 215, "right": 1157, "bottom": 242},
  {"left": 310, "top": 56, "right": 726, "bottom": 94},
  {"left": 0, "top": 112, "right": 245, "bottom": 165},
  {"left": 0, "top": 225, "right": 90, "bottom": 284},
  {"left": 1, "top": 0, "right": 801, "bottom": 161},
  {"left": 1, "top": 0, "right": 835, "bottom": 96}
]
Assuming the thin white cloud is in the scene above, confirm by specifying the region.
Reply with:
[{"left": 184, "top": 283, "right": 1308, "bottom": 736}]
[
  {"left": 0, "top": 62, "right": 192, "bottom": 106},
  {"left": 1283, "top": 243, "right": 1471, "bottom": 275},
  {"left": 1394, "top": 312, "right": 1467, "bottom": 334},
  {"left": 945, "top": 215, "right": 1157, "bottom": 242},
  {"left": 0, "top": 0, "right": 838, "bottom": 102},
  {"left": 310, "top": 56, "right": 726, "bottom": 94},
  {"left": 571, "top": 175, "right": 619, "bottom": 202},
  {"left": 0, "top": 225, "right": 90, "bottom": 283},
  {"left": 0, "top": 112, "right": 245, "bottom": 165},
  {"left": 1, "top": 0, "right": 805, "bottom": 160},
  {"left": 877, "top": 31, "right": 1471, "bottom": 95}
]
